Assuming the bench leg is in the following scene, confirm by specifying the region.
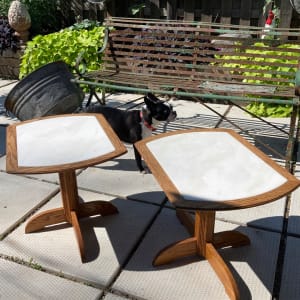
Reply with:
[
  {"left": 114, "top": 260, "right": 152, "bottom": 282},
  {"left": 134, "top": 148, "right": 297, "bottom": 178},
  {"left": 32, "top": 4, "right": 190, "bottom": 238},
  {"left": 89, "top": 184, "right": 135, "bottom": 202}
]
[
  {"left": 86, "top": 87, "right": 106, "bottom": 107},
  {"left": 85, "top": 88, "right": 95, "bottom": 107},
  {"left": 285, "top": 104, "right": 300, "bottom": 173},
  {"left": 101, "top": 88, "right": 106, "bottom": 104}
]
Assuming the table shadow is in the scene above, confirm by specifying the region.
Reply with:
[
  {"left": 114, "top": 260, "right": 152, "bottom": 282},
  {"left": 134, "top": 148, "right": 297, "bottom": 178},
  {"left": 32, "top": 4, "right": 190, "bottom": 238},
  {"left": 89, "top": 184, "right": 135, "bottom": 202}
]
[{"left": 23, "top": 193, "right": 298, "bottom": 300}]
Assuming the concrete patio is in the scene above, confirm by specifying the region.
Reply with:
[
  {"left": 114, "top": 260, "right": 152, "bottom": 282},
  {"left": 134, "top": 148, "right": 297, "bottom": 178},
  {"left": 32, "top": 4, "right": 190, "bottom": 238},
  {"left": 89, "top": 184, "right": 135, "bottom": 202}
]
[{"left": 0, "top": 79, "right": 300, "bottom": 300}]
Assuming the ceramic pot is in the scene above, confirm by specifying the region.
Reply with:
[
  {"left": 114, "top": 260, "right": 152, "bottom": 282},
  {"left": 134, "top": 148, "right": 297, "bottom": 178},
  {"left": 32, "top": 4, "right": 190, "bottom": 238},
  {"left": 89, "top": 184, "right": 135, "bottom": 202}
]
[{"left": 5, "top": 61, "right": 84, "bottom": 121}]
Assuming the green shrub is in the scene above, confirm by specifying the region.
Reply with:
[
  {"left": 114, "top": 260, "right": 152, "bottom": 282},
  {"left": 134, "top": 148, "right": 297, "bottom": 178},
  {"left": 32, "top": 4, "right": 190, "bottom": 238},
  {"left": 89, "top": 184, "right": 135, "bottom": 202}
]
[
  {"left": 19, "top": 24, "right": 105, "bottom": 79},
  {"left": 22, "top": 0, "right": 61, "bottom": 36},
  {"left": 0, "top": 0, "right": 11, "bottom": 16},
  {"left": 215, "top": 42, "right": 300, "bottom": 117}
]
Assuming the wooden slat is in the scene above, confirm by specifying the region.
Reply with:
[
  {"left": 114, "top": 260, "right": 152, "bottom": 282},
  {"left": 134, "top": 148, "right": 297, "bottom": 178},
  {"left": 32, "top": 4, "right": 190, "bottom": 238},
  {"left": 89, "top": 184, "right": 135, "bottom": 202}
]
[
  {"left": 183, "top": 0, "right": 195, "bottom": 21},
  {"left": 104, "top": 17, "right": 285, "bottom": 30},
  {"left": 82, "top": 69, "right": 295, "bottom": 99},
  {"left": 240, "top": 0, "right": 252, "bottom": 26},
  {"left": 60, "top": 1, "right": 298, "bottom": 29},
  {"left": 221, "top": 0, "right": 233, "bottom": 24},
  {"left": 100, "top": 59, "right": 296, "bottom": 87},
  {"left": 167, "top": 0, "right": 177, "bottom": 20},
  {"left": 103, "top": 49, "right": 299, "bottom": 71},
  {"left": 149, "top": 0, "right": 161, "bottom": 18},
  {"left": 201, "top": 0, "right": 212, "bottom": 22},
  {"left": 280, "top": 0, "right": 294, "bottom": 30}
]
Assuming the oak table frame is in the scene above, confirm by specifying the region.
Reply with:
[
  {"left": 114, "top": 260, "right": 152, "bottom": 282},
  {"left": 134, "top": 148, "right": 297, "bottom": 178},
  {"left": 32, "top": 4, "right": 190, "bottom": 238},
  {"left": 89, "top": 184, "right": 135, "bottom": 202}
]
[
  {"left": 135, "top": 128, "right": 300, "bottom": 300},
  {"left": 6, "top": 113, "right": 127, "bottom": 261}
]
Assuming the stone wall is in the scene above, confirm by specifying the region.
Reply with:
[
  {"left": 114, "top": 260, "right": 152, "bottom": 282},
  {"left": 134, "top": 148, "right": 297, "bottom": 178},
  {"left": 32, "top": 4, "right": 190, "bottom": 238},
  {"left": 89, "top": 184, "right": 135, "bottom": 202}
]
[{"left": 0, "top": 47, "right": 24, "bottom": 79}]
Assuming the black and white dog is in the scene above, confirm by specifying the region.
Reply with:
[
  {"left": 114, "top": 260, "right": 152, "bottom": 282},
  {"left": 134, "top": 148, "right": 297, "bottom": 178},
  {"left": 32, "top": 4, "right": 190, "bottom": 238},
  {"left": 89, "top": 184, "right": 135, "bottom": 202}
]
[{"left": 85, "top": 93, "right": 177, "bottom": 172}]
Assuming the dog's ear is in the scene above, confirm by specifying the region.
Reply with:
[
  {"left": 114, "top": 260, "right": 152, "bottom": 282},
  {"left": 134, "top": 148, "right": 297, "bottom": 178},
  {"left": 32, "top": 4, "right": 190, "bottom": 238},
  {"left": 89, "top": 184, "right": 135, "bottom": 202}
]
[{"left": 144, "top": 93, "right": 160, "bottom": 107}]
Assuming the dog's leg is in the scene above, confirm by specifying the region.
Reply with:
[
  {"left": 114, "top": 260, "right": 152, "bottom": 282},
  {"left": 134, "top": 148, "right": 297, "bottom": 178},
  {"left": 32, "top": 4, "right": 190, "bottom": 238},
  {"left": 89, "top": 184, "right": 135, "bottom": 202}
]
[{"left": 133, "top": 145, "right": 149, "bottom": 173}]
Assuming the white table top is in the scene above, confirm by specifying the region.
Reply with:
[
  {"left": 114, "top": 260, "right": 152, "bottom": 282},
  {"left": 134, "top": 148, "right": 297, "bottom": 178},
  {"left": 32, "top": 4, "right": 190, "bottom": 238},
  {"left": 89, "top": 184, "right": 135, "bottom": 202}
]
[
  {"left": 145, "top": 131, "right": 289, "bottom": 202},
  {"left": 16, "top": 115, "right": 115, "bottom": 167}
]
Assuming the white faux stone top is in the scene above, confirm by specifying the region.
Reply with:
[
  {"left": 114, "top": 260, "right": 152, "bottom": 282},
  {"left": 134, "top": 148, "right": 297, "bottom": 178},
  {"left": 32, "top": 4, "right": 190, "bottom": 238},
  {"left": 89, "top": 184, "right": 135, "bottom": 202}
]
[
  {"left": 147, "top": 131, "right": 287, "bottom": 201},
  {"left": 16, "top": 115, "right": 115, "bottom": 167}
]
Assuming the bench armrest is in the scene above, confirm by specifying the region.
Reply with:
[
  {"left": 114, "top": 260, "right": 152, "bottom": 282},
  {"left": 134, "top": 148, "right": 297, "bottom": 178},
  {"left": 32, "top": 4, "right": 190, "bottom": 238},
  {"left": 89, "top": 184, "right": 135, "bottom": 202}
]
[{"left": 74, "top": 26, "right": 110, "bottom": 78}]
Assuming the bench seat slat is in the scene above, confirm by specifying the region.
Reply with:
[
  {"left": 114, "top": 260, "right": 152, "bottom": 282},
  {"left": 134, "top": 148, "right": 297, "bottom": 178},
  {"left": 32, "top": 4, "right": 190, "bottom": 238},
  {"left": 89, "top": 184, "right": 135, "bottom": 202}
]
[
  {"left": 101, "top": 60, "right": 295, "bottom": 85},
  {"left": 82, "top": 70, "right": 295, "bottom": 99}
]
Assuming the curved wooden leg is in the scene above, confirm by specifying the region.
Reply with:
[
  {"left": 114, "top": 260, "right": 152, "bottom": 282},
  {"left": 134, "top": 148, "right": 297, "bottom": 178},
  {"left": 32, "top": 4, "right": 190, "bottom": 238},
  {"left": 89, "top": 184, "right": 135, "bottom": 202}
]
[
  {"left": 71, "top": 211, "right": 85, "bottom": 261},
  {"left": 78, "top": 201, "right": 118, "bottom": 218},
  {"left": 153, "top": 237, "right": 198, "bottom": 266},
  {"left": 153, "top": 210, "right": 243, "bottom": 299},
  {"left": 206, "top": 243, "right": 240, "bottom": 300},
  {"left": 25, "top": 208, "right": 66, "bottom": 233},
  {"left": 25, "top": 169, "right": 119, "bottom": 261}
]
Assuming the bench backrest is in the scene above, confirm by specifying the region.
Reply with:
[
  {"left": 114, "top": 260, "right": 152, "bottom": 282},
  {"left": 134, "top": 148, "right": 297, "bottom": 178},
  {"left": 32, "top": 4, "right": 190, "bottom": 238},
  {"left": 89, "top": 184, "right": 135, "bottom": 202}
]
[{"left": 103, "top": 17, "right": 300, "bottom": 100}]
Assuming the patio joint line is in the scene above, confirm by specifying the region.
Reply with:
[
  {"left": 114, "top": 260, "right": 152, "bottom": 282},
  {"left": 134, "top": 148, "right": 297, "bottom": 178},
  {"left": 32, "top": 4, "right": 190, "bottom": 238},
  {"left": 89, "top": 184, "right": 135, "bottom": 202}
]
[
  {"left": 103, "top": 197, "right": 169, "bottom": 296},
  {"left": 215, "top": 216, "right": 283, "bottom": 234},
  {"left": 271, "top": 193, "right": 292, "bottom": 299},
  {"left": 0, "top": 187, "right": 60, "bottom": 240},
  {"left": 0, "top": 254, "right": 106, "bottom": 291}
]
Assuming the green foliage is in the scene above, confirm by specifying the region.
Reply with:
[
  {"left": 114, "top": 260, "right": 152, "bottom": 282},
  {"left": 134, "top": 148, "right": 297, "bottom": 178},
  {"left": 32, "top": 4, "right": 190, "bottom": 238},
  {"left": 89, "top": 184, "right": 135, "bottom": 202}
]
[
  {"left": 21, "top": 0, "right": 61, "bottom": 36},
  {"left": 0, "top": 0, "right": 11, "bottom": 16},
  {"left": 215, "top": 42, "right": 300, "bottom": 117},
  {"left": 68, "top": 19, "right": 101, "bottom": 31},
  {"left": 19, "top": 24, "right": 105, "bottom": 79},
  {"left": 245, "top": 102, "right": 293, "bottom": 118}
]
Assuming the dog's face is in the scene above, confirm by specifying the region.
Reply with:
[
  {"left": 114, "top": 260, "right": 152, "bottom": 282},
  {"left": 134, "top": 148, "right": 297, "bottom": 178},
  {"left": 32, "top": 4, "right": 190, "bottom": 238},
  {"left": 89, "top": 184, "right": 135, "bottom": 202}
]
[{"left": 144, "top": 93, "right": 177, "bottom": 122}]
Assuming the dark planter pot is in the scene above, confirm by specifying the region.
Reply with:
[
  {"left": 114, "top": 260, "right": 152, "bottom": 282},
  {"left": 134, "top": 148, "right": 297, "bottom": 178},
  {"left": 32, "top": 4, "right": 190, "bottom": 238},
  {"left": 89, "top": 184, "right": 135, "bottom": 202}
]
[{"left": 5, "top": 61, "right": 84, "bottom": 121}]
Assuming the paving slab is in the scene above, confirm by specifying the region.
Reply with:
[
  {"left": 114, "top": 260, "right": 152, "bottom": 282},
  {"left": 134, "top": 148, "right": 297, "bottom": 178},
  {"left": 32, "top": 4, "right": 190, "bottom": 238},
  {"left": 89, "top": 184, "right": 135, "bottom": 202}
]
[
  {"left": 169, "top": 99, "right": 230, "bottom": 119},
  {"left": 0, "top": 172, "right": 59, "bottom": 239},
  {"left": 0, "top": 81, "right": 18, "bottom": 124},
  {"left": 112, "top": 207, "right": 279, "bottom": 300},
  {"left": 103, "top": 293, "right": 128, "bottom": 300},
  {"left": 0, "top": 257, "right": 102, "bottom": 300},
  {"left": 286, "top": 187, "right": 300, "bottom": 235},
  {"left": 279, "top": 236, "right": 300, "bottom": 299},
  {"left": 77, "top": 146, "right": 165, "bottom": 204},
  {"left": 0, "top": 189, "right": 159, "bottom": 287},
  {"left": 226, "top": 105, "right": 291, "bottom": 124}
]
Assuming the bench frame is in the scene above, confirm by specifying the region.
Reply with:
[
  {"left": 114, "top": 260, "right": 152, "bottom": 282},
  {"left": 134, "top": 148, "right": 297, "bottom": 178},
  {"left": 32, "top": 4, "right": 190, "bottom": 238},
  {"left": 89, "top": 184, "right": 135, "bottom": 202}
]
[{"left": 73, "top": 17, "right": 300, "bottom": 174}]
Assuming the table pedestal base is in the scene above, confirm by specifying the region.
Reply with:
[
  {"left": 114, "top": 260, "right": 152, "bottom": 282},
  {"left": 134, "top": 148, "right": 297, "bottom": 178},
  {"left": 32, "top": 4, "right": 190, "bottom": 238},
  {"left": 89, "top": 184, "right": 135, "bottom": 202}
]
[
  {"left": 25, "top": 169, "right": 118, "bottom": 261},
  {"left": 153, "top": 210, "right": 250, "bottom": 300}
]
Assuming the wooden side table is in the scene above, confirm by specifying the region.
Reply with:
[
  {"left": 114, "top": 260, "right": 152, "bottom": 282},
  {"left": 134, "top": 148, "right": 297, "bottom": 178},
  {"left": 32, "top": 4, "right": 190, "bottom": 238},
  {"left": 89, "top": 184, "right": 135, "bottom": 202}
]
[
  {"left": 6, "top": 113, "right": 127, "bottom": 261},
  {"left": 135, "top": 128, "right": 300, "bottom": 300}
]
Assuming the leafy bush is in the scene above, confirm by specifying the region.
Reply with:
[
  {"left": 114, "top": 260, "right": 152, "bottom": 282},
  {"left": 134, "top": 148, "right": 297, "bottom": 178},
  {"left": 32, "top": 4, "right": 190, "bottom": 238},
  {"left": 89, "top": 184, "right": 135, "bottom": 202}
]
[
  {"left": 19, "top": 23, "right": 105, "bottom": 79},
  {"left": 0, "top": 0, "right": 11, "bottom": 16},
  {"left": 215, "top": 42, "right": 300, "bottom": 117}
]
